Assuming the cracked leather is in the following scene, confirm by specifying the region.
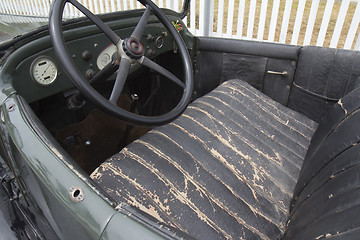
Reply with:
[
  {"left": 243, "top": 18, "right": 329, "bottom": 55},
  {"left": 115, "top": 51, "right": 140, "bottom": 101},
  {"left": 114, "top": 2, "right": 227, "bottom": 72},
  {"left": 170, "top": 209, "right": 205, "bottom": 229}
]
[
  {"left": 283, "top": 86, "right": 360, "bottom": 239},
  {"left": 288, "top": 46, "right": 360, "bottom": 122},
  {"left": 91, "top": 80, "right": 318, "bottom": 239}
]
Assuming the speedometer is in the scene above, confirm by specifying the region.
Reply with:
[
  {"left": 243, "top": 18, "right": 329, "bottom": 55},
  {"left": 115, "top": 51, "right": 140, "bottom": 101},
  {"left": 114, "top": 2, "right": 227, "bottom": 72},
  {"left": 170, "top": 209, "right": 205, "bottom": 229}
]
[{"left": 30, "top": 56, "right": 58, "bottom": 86}]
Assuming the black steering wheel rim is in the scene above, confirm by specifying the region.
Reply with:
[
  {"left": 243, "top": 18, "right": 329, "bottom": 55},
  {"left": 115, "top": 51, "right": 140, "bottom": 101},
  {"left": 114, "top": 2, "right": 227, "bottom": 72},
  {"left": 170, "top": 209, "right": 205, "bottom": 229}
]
[{"left": 49, "top": 0, "right": 193, "bottom": 126}]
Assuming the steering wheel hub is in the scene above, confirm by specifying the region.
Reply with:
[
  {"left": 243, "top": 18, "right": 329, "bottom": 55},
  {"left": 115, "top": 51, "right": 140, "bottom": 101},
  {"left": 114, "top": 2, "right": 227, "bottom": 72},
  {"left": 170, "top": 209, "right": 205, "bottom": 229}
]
[{"left": 123, "top": 37, "right": 144, "bottom": 59}]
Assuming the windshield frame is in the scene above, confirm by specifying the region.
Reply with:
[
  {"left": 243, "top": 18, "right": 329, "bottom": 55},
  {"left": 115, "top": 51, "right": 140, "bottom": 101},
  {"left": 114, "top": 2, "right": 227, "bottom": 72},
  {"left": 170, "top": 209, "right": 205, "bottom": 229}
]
[{"left": 0, "top": 0, "right": 190, "bottom": 47}]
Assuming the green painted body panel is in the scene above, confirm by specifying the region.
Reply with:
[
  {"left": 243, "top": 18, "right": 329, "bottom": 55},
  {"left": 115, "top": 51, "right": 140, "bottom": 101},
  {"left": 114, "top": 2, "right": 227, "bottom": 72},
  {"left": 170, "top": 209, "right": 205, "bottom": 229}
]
[
  {"left": 2, "top": 95, "right": 114, "bottom": 239},
  {"left": 100, "top": 211, "right": 166, "bottom": 239}
]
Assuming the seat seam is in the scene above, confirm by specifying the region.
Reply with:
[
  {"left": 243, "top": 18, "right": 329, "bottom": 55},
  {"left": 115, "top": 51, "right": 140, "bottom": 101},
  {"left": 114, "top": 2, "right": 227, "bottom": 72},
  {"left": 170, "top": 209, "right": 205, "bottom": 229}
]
[
  {"left": 212, "top": 87, "right": 313, "bottom": 146},
  {"left": 167, "top": 122, "right": 291, "bottom": 214},
  {"left": 138, "top": 138, "right": 282, "bottom": 236},
  {"left": 187, "top": 105, "right": 300, "bottom": 183},
  {"left": 126, "top": 145, "right": 270, "bottom": 240},
  {"left": 195, "top": 99, "right": 305, "bottom": 170},
  {"left": 118, "top": 149, "right": 233, "bottom": 238},
  {"left": 228, "top": 81, "right": 318, "bottom": 132},
  {"left": 181, "top": 113, "right": 294, "bottom": 198},
  {"left": 203, "top": 93, "right": 310, "bottom": 155},
  {"left": 150, "top": 129, "right": 289, "bottom": 226}
]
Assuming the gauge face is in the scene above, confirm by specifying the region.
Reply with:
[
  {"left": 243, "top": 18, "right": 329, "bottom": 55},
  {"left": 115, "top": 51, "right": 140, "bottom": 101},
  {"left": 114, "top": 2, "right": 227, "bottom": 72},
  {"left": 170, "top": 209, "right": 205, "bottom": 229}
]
[
  {"left": 97, "top": 44, "right": 117, "bottom": 70},
  {"left": 31, "top": 57, "right": 58, "bottom": 86}
]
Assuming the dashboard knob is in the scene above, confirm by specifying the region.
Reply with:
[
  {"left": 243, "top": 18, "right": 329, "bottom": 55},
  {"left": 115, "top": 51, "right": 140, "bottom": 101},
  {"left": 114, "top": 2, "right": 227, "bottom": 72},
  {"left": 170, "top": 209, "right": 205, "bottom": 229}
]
[
  {"left": 82, "top": 50, "right": 92, "bottom": 61},
  {"left": 86, "top": 69, "right": 95, "bottom": 79},
  {"left": 146, "top": 34, "right": 154, "bottom": 42}
]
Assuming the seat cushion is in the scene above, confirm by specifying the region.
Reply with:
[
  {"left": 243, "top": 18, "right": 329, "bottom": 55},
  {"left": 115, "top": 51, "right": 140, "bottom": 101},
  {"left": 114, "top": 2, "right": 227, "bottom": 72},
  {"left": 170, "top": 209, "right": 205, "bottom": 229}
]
[{"left": 91, "top": 80, "right": 318, "bottom": 239}]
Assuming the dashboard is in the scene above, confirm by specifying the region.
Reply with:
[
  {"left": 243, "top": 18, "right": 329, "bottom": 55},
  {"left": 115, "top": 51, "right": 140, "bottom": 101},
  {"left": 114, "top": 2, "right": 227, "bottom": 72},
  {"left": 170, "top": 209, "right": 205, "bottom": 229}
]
[{"left": 1, "top": 15, "right": 188, "bottom": 104}]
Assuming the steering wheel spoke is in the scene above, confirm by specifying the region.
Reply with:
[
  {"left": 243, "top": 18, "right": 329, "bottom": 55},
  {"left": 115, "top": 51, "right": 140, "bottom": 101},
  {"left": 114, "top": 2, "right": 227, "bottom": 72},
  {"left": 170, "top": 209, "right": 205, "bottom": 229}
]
[
  {"left": 88, "top": 58, "right": 119, "bottom": 85},
  {"left": 50, "top": 0, "right": 193, "bottom": 126},
  {"left": 140, "top": 57, "right": 185, "bottom": 89},
  {"left": 68, "top": 0, "right": 121, "bottom": 44},
  {"left": 131, "top": 6, "right": 152, "bottom": 40},
  {"left": 109, "top": 59, "right": 131, "bottom": 104}
]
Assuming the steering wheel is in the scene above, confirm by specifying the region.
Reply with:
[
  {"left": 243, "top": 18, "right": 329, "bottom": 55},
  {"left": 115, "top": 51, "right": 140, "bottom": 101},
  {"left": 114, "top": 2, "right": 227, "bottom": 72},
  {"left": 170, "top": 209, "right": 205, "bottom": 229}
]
[{"left": 49, "top": 0, "right": 193, "bottom": 126}]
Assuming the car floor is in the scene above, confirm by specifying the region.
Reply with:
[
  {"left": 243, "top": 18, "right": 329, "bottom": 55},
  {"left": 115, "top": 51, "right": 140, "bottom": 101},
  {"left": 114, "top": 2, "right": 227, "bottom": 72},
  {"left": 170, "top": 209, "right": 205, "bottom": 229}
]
[{"left": 54, "top": 95, "right": 151, "bottom": 174}]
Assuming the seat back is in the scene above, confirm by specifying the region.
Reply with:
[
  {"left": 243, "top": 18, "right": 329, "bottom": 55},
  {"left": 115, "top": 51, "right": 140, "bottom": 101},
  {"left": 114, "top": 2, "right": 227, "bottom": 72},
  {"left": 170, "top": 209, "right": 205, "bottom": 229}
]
[
  {"left": 283, "top": 88, "right": 360, "bottom": 239},
  {"left": 288, "top": 46, "right": 360, "bottom": 122}
]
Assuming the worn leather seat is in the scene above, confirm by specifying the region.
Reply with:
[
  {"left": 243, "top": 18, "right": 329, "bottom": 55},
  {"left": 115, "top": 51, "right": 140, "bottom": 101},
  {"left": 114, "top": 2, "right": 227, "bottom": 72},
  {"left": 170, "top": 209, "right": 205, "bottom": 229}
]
[
  {"left": 91, "top": 80, "right": 318, "bottom": 239},
  {"left": 92, "top": 79, "right": 360, "bottom": 239}
]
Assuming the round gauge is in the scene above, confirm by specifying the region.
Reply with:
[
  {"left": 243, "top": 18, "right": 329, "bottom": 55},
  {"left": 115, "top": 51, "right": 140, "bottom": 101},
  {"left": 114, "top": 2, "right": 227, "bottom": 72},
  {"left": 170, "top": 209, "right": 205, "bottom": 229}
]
[
  {"left": 31, "top": 57, "right": 58, "bottom": 86},
  {"left": 155, "top": 36, "right": 164, "bottom": 49}
]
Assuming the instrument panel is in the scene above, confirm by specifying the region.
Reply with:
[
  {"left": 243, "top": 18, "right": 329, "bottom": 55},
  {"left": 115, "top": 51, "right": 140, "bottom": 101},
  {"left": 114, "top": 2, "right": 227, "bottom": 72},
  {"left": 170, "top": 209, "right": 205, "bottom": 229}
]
[{"left": 6, "top": 20, "right": 189, "bottom": 104}]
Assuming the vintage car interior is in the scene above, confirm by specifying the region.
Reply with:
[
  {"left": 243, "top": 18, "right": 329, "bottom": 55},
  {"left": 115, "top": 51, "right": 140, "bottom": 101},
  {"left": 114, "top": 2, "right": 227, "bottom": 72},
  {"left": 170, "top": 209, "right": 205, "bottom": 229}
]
[{"left": 0, "top": 0, "right": 360, "bottom": 239}]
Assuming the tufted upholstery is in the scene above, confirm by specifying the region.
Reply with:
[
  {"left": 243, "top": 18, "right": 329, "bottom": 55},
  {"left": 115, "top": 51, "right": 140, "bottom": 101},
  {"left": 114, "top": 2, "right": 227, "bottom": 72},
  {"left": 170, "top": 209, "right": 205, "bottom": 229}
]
[{"left": 91, "top": 80, "right": 318, "bottom": 239}]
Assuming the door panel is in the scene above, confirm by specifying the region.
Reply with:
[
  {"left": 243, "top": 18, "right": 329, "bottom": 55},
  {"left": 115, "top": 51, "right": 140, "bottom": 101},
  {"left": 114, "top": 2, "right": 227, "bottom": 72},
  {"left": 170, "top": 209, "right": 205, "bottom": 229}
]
[
  {"left": 221, "top": 53, "right": 267, "bottom": 91},
  {"left": 264, "top": 58, "right": 296, "bottom": 105},
  {"left": 194, "top": 37, "right": 299, "bottom": 105}
]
